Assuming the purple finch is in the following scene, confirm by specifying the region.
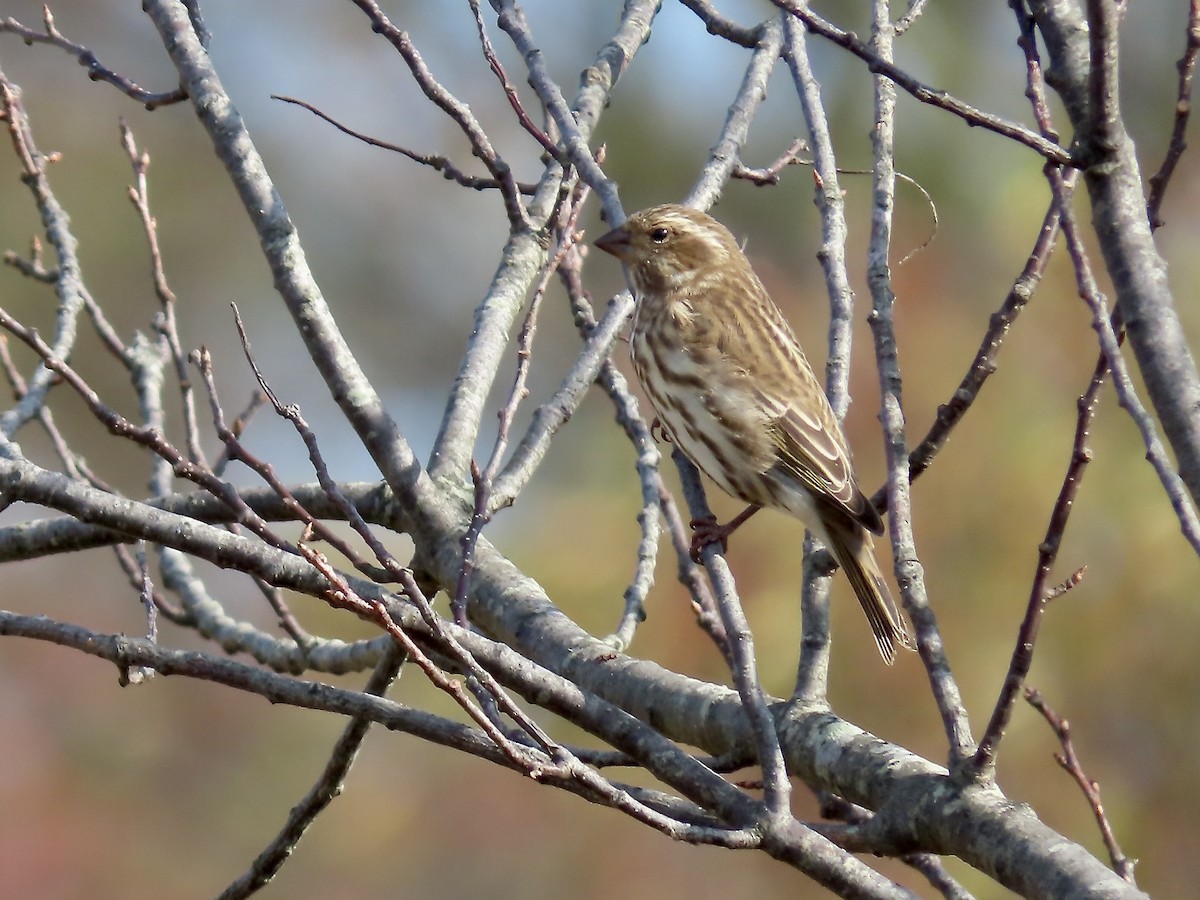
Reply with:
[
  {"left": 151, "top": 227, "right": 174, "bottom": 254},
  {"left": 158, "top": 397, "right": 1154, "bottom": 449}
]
[{"left": 595, "top": 204, "right": 913, "bottom": 664}]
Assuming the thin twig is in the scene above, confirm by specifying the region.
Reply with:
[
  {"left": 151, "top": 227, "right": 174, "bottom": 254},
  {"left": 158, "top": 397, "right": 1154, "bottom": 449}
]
[
  {"left": 894, "top": 0, "right": 933, "bottom": 36},
  {"left": 971, "top": 341, "right": 1108, "bottom": 779},
  {"left": 121, "top": 121, "right": 207, "bottom": 467},
  {"left": 685, "top": 18, "right": 785, "bottom": 210},
  {"left": 1025, "top": 689, "right": 1138, "bottom": 883},
  {"left": 1146, "top": 0, "right": 1200, "bottom": 229},
  {"left": 732, "top": 137, "right": 808, "bottom": 185},
  {"left": 1055, "top": 173, "right": 1200, "bottom": 554},
  {"left": 0, "top": 9, "right": 186, "bottom": 108},
  {"left": 557, "top": 219, "right": 675, "bottom": 652},
  {"left": 679, "top": 453, "right": 793, "bottom": 825},
  {"left": 870, "top": 172, "right": 1075, "bottom": 513},
  {"left": 774, "top": 1, "right": 1073, "bottom": 165},
  {"left": 344, "top": 0, "right": 529, "bottom": 227},
  {"left": 467, "top": 0, "right": 561, "bottom": 159},
  {"left": 783, "top": 20, "right": 859, "bottom": 693},
  {"left": 271, "top": 95, "right": 536, "bottom": 195},
  {"left": 219, "top": 646, "right": 407, "bottom": 900}
]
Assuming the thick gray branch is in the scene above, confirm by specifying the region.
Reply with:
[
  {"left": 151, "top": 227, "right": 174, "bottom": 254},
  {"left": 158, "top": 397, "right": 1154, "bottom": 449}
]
[{"left": 1031, "top": 0, "right": 1200, "bottom": 509}]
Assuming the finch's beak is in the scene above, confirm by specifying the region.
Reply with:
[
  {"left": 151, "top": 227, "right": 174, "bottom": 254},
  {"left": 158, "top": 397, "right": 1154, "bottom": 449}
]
[{"left": 594, "top": 224, "right": 632, "bottom": 261}]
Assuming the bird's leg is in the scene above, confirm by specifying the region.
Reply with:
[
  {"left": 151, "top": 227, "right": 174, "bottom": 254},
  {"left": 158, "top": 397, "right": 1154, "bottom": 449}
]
[{"left": 689, "top": 504, "right": 762, "bottom": 562}]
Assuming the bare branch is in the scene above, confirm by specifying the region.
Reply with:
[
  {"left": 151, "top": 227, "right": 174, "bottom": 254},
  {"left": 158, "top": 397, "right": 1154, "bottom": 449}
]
[
  {"left": 774, "top": 1, "right": 1074, "bottom": 164},
  {"left": 1025, "top": 689, "right": 1138, "bottom": 883},
  {"left": 0, "top": 8, "right": 186, "bottom": 108},
  {"left": 1146, "top": 0, "right": 1200, "bottom": 229},
  {"left": 345, "top": 0, "right": 529, "bottom": 227},
  {"left": 731, "top": 137, "right": 809, "bottom": 186},
  {"left": 1032, "top": 0, "right": 1200, "bottom": 511},
  {"left": 219, "top": 646, "right": 408, "bottom": 900},
  {"left": 0, "top": 72, "right": 87, "bottom": 440},
  {"left": 972, "top": 338, "right": 1108, "bottom": 778},
  {"left": 271, "top": 94, "right": 537, "bottom": 195},
  {"left": 468, "top": 0, "right": 560, "bottom": 159},
  {"left": 861, "top": 2, "right": 973, "bottom": 769},
  {"left": 677, "top": 0, "right": 763, "bottom": 48}
]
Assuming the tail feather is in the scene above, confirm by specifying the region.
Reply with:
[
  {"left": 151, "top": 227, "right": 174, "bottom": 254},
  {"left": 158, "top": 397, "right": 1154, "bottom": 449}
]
[{"left": 824, "top": 521, "right": 914, "bottom": 665}]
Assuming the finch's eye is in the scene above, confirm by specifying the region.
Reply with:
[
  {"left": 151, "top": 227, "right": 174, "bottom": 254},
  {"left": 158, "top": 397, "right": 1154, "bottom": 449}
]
[{"left": 649, "top": 226, "right": 670, "bottom": 244}]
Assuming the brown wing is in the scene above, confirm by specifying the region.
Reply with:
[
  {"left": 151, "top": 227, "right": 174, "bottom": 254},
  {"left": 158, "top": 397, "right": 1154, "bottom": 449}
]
[
  {"left": 764, "top": 401, "right": 884, "bottom": 536},
  {"left": 738, "top": 302, "right": 883, "bottom": 536}
]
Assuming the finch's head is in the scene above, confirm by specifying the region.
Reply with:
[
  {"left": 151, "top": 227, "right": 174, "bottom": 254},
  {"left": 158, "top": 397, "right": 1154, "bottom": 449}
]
[{"left": 594, "top": 204, "right": 739, "bottom": 294}]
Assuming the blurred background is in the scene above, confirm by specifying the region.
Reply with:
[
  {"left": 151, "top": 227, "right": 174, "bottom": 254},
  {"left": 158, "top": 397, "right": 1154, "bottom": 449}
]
[{"left": 0, "top": 1, "right": 1196, "bottom": 896}]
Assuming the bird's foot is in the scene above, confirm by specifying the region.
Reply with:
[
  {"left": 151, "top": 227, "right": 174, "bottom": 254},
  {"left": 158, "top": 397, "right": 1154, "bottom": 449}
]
[
  {"left": 649, "top": 417, "right": 673, "bottom": 445},
  {"left": 689, "top": 515, "right": 732, "bottom": 563},
  {"left": 688, "top": 505, "right": 762, "bottom": 563}
]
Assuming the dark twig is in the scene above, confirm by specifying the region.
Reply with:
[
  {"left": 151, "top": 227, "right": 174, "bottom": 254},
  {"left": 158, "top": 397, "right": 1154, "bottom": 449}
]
[
  {"left": 223, "top": 308, "right": 596, "bottom": 771},
  {"left": 195, "top": 352, "right": 385, "bottom": 580},
  {"left": 1025, "top": 689, "right": 1138, "bottom": 883},
  {"left": 773, "top": 0, "right": 1073, "bottom": 165},
  {"left": 211, "top": 390, "right": 268, "bottom": 477},
  {"left": 871, "top": 171, "right": 1077, "bottom": 512},
  {"left": 971, "top": 340, "right": 1108, "bottom": 779},
  {"left": 468, "top": 0, "right": 560, "bottom": 159},
  {"left": 16, "top": 607, "right": 784, "bottom": 855},
  {"left": 213, "top": 319, "right": 392, "bottom": 582},
  {"left": 344, "top": 0, "right": 529, "bottom": 227},
  {"left": 219, "top": 646, "right": 407, "bottom": 900},
  {"left": 0, "top": 305, "right": 356, "bottom": 600},
  {"left": 490, "top": 0, "right": 624, "bottom": 215},
  {"left": 302, "top": 543, "right": 778, "bottom": 854},
  {"left": 427, "top": 0, "right": 646, "bottom": 481},
  {"left": 250, "top": 578, "right": 318, "bottom": 651},
  {"left": 1146, "top": 0, "right": 1200, "bottom": 230},
  {"left": 1054, "top": 177, "right": 1200, "bottom": 553},
  {"left": 271, "top": 95, "right": 536, "bottom": 195},
  {"left": 0, "top": 8, "right": 186, "bottom": 108},
  {"left": 967, "top": 18, "right": 1094, "bottom": 777},
  {"left": 0, "top": 334, "right": 108, "bottom": 490},
  {"left": 221, "top": 311, "right": 566, "bottom": 752},
  {"left": 300, "top": 537, "right": 540, "bottom": 765}
]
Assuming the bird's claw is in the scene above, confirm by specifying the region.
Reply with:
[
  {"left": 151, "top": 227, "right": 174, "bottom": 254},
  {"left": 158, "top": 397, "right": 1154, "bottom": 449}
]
[{"left": 689, "top": 515, "right": 730, "bottom": 563}]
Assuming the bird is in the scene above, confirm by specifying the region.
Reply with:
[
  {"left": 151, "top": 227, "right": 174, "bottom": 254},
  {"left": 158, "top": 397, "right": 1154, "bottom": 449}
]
[{"left": 594, "top": 203, "right": 914, "bottom": 664}]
